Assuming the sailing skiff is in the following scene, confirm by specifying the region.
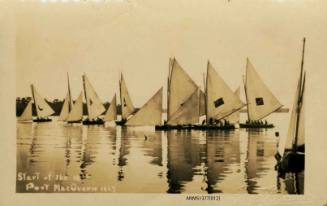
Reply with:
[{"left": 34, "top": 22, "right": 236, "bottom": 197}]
[
  {"left": 30, "top": 84, "right": 55, "bottom": 122},
  {"left": 240, "top": 58, "right": 283, "bottom": 128},
  {"left": 82, "top": 74, "right": 106, "bottom": 125},
  {"left": 275, "top": 38, "right": 306, "bottom": 177}
]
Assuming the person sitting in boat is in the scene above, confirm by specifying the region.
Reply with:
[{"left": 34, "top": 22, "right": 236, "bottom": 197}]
[
  {"left": 209, "top": 118, "right": 214, "bottom": 125},
  {"left": 202, "top": 119, "right": 206, "bottom": 125},
  {"left": 164, "top": 120, "right": 167, "bottom": 125}
]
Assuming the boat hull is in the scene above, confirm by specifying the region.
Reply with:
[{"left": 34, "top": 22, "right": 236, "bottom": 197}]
[
  {"left": 33, "top": 118, "right": 52, "bottom": 122},
  {"left": 155, "top": 124, "right": 235, "bottom": 131},
  {"left": 115, "top": 119, "right": 127, "bottom": 126},
  {"left": 276, "top": 151, "right": 305, "bottom": 178},
  {"left": 240, "top": 123, "right": 274, "bottom": 128},
  {"left": 82, "top": 119, "right": 104, "bottom": 125}
]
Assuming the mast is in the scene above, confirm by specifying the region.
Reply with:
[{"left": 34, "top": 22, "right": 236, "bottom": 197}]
[
  {"left": 67, "top": 72, "right": 72, "bottom": 112},
  {"left": 82, "top": 74, "right": 88, "bottom": 118},
  {"left": 243, "top": 59, "right": 250, "bottom": 121},
  {"left": 167, "top": 57, "right": 172, "bottom": 122},
  {"left": 202, "top": 72, "right": 206, "bottom": 118},
  {"left": 293, "top": 38, "right": 306, "bottom": 152},
  {"left": 205, "top": 61, "right": 209, "bottom": 123},
  {"left": 167, "top": 58, "right": 175, "bottom": 122},
  {"left": 119, "top": 73, "right": 123, "bottom": 120},
  {"left": 30, "top": 84, "right": 38, "bottom": 118}
]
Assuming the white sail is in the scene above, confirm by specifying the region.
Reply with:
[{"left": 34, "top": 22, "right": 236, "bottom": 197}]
[
  {"left": 245, "top": 59, "right": 282, "bottom": 121},
  {"left": 199, "top": 89, "right": 206, "bottom": 116},
  {"left": 67, "top": 92, "right": 83, "bottom": 122},
  {"left": 104, "top": 94, "right": 117, "bottom": 122},
  {"left": 206, "top": 62, "right": 245, "bottom": 121},
  {"left": 278, "top": 74, "right": 305, "bottom": 156},
  {"left": 83, "top": 74, "right": 106, "bottom": 120},
  {"left": 168, "top": 58, "right": 198, "bottom": 121},
  {"left": 59, "top": 92, "right": 70, "bottom": 121},
  {"left": 225, "top": 87, "right": 241, "bottom": 123},
  {"left": 31, "top": 84, "right": 55, "bottom": 118},
  {"left": 126, "top": 88, "right": 163, "bottom": 126},
  {"left": 168, "top": 88, "right": 200, "bottom": 125},
  {"left": 120, "top": 74, "right": 135, "bottom": 120},
  {"left": 18, "top": 101, "right": 32, "bottom": 121}
]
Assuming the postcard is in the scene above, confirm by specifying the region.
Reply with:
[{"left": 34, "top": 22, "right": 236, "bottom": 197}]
[{"left": 0, "top": 0, "right": 326, "bottom": 205}]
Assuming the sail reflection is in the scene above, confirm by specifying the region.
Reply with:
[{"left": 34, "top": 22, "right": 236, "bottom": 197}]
[{"left": 16, "top": 115, "right": 303, "bottom": 194}]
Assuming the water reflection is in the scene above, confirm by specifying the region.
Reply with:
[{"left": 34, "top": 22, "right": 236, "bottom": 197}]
[{"left": 16, "top": 117, "right": 304, "bottom": 194}]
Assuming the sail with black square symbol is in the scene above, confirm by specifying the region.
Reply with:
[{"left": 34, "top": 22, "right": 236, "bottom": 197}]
[
  {"left": 255, "top": 97, "right": 264, "bottom": 106},
  {"left": 244, "top": 59, "right": 282, "bottom": 120},
  {"left": 206, "top": 62, "right": 245, "bottom": 121},
  {"left": 214, "top": 98, "right": 224, "bottom": 108}
]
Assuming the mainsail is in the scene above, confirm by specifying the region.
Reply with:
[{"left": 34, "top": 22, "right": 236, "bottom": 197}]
[
  {"left": 59, "top": 92, "right": 71, "bottom": 121},
  {"left": 18, "top": 101, "right": 32, "bottom": 121},
  {"left": 167, "top": 88, "right": 200, "bottom": 125},
  {"left": 59, "top": 73, "right": 73, "bottom": 121},
  {"left": 104, "top": 94, "right": 117, "bottom": 122},
  {"left": 30, "top": 84, "right": 55, "bottom": 118},
  {"left": 206, "top": 62, "right": 245, "bottom": 121},
  {"left": 278, "top": 75, "right": 305, "bottom": 156},
  {"left": 278, "top": 39, "right": 306, "bottom": 156},
  {"left": 244, "top": 59, "right": 282, "bottom": 121},
  {"left": 168, "top": 58, "right": 198, "bottom": 121},
  {"left": 225, "top": 87, "right": 241, "bottom": 123},
  {"left": 82, "top": 74, "right": 106, "bottom": 120},
  {"left": 67, "top": 92, "right": 84, "bottom": 122},
  {"left": 120, "top": 74, "right": 135, "bottom": 120},
  {"left": 126, "top": 88, "right": 163, "bottom": 126}
]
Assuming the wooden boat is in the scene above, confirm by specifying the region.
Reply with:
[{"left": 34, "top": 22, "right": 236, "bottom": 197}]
[
  {"left": 156, "top": 58, "right": 201, "bottom": 130},
  {"left": 240, "top": 58, "right": 283, "bottom": 128},
  {"left": 66, "top": 92, "right": 83, "bottom": 124},
  {"left": 276, "top": 38, "right": 306, "bottom": 178},
  {"left": 115, "top": 73, "right": 136, "bottom": 125},
  {"left": 17, "top": 100, "right": 33, "bottom": 122},
  {"left": 82, "top": 74, "right": 106, "bottom": 125},
  {"left": 30, "top": 84, "right": 55, "bottom": 122},
  {"left": 204, "top": 61, "right": 245, "bottom": 129},
  {"left": 59, "top": 73, "right": 73, "bottom": 121}
]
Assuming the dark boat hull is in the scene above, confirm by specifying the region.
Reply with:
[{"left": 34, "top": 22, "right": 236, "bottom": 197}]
[
  {"left": 276, "top": 151, "right": 305, "bottom": 178},
  {"left": 155, "top": 124, "right": 235, "bottom": 131},
  {"left": 82, "top": 119, "right": 104, "bottom": 125},
  {"left": 115, "top": 119, "right": 127, "bottom": 126},
  {"left": 240, "top": 123, "right": 274, "bottom": 128},
  {"left": 33, "top": 118, "right": 52, "bottom": 122}
]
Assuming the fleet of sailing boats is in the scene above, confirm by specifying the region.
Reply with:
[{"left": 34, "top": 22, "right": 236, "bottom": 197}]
[{"left": 18, "top": 42, "right": 304, "bottom": 132}]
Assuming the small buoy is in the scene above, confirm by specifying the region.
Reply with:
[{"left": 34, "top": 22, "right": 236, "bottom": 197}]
[{"left": 275, "top": 132, "right": 279, "bottom": 137}]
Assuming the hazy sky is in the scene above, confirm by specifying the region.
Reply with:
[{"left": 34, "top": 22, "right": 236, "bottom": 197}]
[{"left": 16, "top": 0, "right": 327, "bottom": 108}]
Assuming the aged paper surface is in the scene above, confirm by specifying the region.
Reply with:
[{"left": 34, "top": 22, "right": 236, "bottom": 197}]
[{"left": 1, "top": 0, "right": 327, "bottom": 205}]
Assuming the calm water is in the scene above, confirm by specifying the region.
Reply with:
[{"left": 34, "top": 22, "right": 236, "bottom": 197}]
[{"left": 16, "top": 114, "right": 304, "bottom": 194}]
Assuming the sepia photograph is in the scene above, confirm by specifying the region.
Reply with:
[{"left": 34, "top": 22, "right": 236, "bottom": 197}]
[{"left": 1, "top": 0, "right": 327, "bottom": 205}]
